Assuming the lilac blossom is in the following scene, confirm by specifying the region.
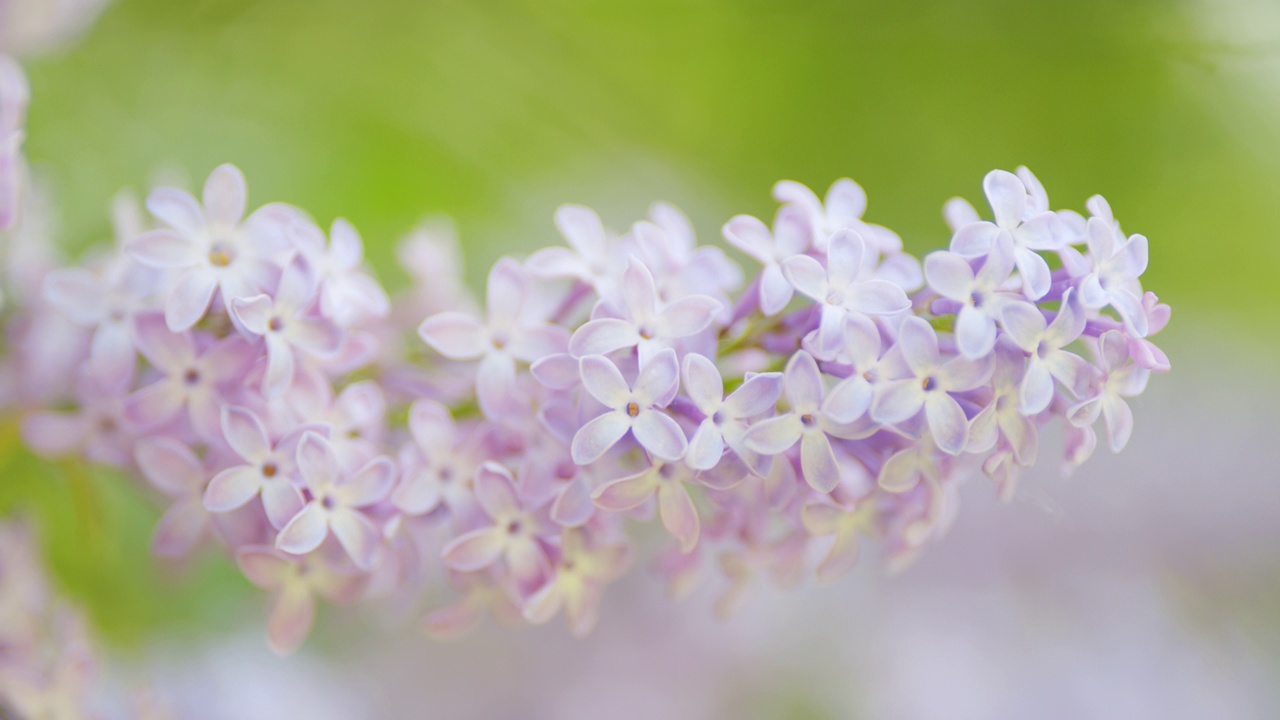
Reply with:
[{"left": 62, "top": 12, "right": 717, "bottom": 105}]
[
  {"left": 202, "top": 405, "right": 308, "bottom": 529},
  {"left": 682, "top": 353, "right": 783, "bottom": 472},
  {"left": 232, "top": 253, "right": 342, "bottom": 398},
  {"left": 295, "top": 217, "right": 390, "bottom": 328},
  {"left": 1000, "top": 289, "right": 1090, "bottom": 415},
  {"left": 122, "top": 315, "right": 256, "bottom": 437},
  {"left": 923, "top": 230, "right": 1018, "bottom": 359},
  {"left": 568, "top": 256, "right": 721, "bottom": 363},
  {"left": 783, "top": 230, "right": 911, "bottom": 359},
  {"left": 743, "top": 350, "right": 865, "bottom": 492},
  {"left": 440, "top": 462, "right": 550, "bottom": 583},
  {"left": 593, "top": 459, "right": 702, "bottom": 552},
  {"left": 722, "top": 205, "right": 812, "bottom": 316},
  {"left": 275, "top": 432, "right": 395, "bottom": 571},
  {"left": 135, "top": 437, "right": 215, "bottom": 558},
  {"left": 949, "top": 169, "right": 1063, "bottom": 300},
  {"left": 418, "top": 257, "right": 568, "bottom": 418},
  {"left": 522, "top": 529, "right": 631, "bottom": 637},
  {"left": 871, "top": 317, "right": 993, "bottom": 455},
  {"left": 236, "top": 546, "right": 366, "bottom": 656},
  {"left": 571, "top": 350, "right": 687, "bottom": 464},
  {"left": 127, "top": 165, "right": 288, "bottom": 331},
  {"left": 1076, "top": 201, "right": 1150, "bottom": 337},
  {"left": 1068, "top": 330, "right": 1151, "bottom": 453}
]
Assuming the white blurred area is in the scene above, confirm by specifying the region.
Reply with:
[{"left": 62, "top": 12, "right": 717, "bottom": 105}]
[{"left": 122, "top": 326, "right": 1279, "bottom": 719}]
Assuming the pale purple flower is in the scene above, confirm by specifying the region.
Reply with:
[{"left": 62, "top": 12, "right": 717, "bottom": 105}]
[
  {"left": 41, "top": 256, "right": 157, "bottom": 391},
  {"left": 1068, "top": 330, "right": 1150, "bottom": 453},
  {"left": 1000, "top": 289, "right": 1090, "bottom": 415},
  {"left": 950, "top": 169, "right": 1063, "bottom": 299},
  {"left": 134, "top": 437, "right": 212, "bottom": 558},
  {"left": 1128, "top": 291, "right": 1171, "bottom": 372},
  {"left": 523, "top": 529, "right": 630, "bottom": 637},
  {"left": 773, "top": 177, "right": 904, "bottom": 255},
  {"left": 568, "top": 256, "right": 721, "bottom": 363},
  {"left": 294, "top": 218, "right": 390, "bottom": 328},
  {"left": 233, "top": 253, "right": 342, "bottom": 399},
  {"left": 21, "top": 371, "right": 134, "bottom": 466},
  {"left": 968, "top": 341, "right": 1039, "bottom": 469},
  {"left": 923, "top": 230, "right": 1018, "bottom": 359},
  {"left": 631, "top": 202, "right": 742, "bottom": 308},
  {"left": 122, "top": 315, "right": 256, "bottom": 437},
  {"left": 440, "top": 462, "right": 549, "bottom": 583},
  {"left": 317, "top": 380, "right": 385, "bottom": 471},
  {"left": 418, "top": 257, "right": 569, "bottom": 418},
  {"left": 526, "top": 204, "right": 625, "bottom": 288},
  {"left": 570, "top": 349, "right": 687, "bottom": 465},
  {"left": 391, "top": 398, "right": 483, "bottom": 519},
  {"left": 236, "top": 546, "right": 366, "bottom": 656},
  {"left": 202, "top": 405, "right": 307, "bottom": 529},
  {"left": 127, "top": 164, "right": 288, "bottom": 331},
  {"left": 592, "top": 459, "right": 701, "bottom": 552},
  {"left": 783, "top": 230, "right": 911, "bottom": 359},
  {"left": 682, "top": 353, "right": 783, "bottom": 472},
  {"left": 743, "top": 350, "right": 864, "bottom": 492},
  {"left": 801, "top": 500, "right": 873, "bottom": 584},
  {"left": 722, "top": 206, "right": 812, "bottom": 316},
  {"left": 275, "top": 432, "right": 396, "bottom": 571},
  {"left": 871, "top": 317, "right": 993, "bottom": 455},
  {"left": 1078, "top": 202, "right": 1149, "bottom": 337},
  {"left": 823, "top": 314, "right": 888, "bottom": 424}
]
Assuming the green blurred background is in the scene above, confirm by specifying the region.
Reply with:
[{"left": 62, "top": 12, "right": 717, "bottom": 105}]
[{"left": 7, "top": 0, "right": 1277, "bottom": 647}]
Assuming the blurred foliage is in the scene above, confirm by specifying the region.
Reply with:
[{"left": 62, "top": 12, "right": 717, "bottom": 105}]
[{"left": 8, "top": 0, "right": 1278, "bottom": 643}]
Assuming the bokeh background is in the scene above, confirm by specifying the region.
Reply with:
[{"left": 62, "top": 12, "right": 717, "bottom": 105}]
[{"left": 5, "top": 0, "right": 1280, "bottom": 717}]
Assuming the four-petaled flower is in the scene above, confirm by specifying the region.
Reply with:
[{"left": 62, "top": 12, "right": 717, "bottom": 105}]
[
  {"left": 440, "top": 462, "right": 549, "bottom": 583},
  {"left": 202, "top": 405, "right": 307, "bottom": 529},
  {"left": 571, "top": 350, "right": 687, "bottom": 465},
  {"left": 275, "top": 432, "right": 396, "bottom": 571},
  {"left": 682, "top": 353, "right": 783, "bottom": 473},
  {"left": 949, "top": 169, "right": 1063, "bottom": 300}
]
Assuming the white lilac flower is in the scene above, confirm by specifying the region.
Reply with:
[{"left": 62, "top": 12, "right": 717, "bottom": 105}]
[
  {"left": 418, "top": 257, "right": 569, "bottom": 418},
  {"left": 440, "top": 462, "right": 550, "bottom": 584},
  {"left": 202, "top": 405, "right": 308, "bottom": 529},
  {"left": 275, "top": 432, "right": 396, "bottom": 571},
  {"left": 127, "top": 165, "right": 292, "bottom": 331},
  {"left": 232, "top": 253, "right": 342, "bottom": 399},
  {"left": 871, "top": 317, "right": 993, "bottom": 456},
  {"left": 743, "top": 350, "right": 866, "bottom": 492},
  {"left": 681, "top": 353, "right": 783, "bottom": 472},
  {"left": 783, "top": 230, "right": 911, "bottom": 360},
  {"left": 1068, "top": 330, "right": 1151, "bottom": 453},
  {"left": 1000, "top": 288, "right": 1091, "bottom": 415},
  {"left": 294, "top": 217, "right": 390, "bottom": 328},
  {"left": 949, "top": 169, "right": 1064, "bottom": 300},
  {"left": 923, "top": 229, "right": 1019, "bottom": 359},
  {"left": 568, "top": 256, "right": 722, "bottom": 364},
  {"left": 571, "top": 349, "right": 687, "bottom": 465},
  {"left": 1077, "top": 200, "right": 1150, "bottom": 337},
  {"left": 722, "top": 205, "right": 812, "bottom": 316}
]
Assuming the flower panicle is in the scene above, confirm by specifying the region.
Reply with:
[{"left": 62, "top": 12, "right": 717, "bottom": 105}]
[{"left": 5, "top": 162, "right": 1170, "bottom": 654}]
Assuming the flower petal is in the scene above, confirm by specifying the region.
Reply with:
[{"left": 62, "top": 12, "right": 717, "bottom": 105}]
[
  {"left": 579, "top": 354, "right": 630, "bottom": 408},
  {"left": 134, "top": 437, "right": 203, "bottom": 497},
  {"left": 685, "top": 419, "right": 725, "bottom": 471},
  {"left": 634, "top": 348, "right": 680, "bottom": 406},
  {"left": 743, "top": 413, "right": 803, "bottom": 455},
  {"left": 296, "top": 432, "right": 339, "bottom": 490},
  {"left": 846, "top": 280, "right": 910, "bottom": 315},
  {"left": 441, "top": 527, "right": 506, "bottom": 572},
  {"left": 724, "top": 371, "right": 784, "bottom": 418},
  {"left": 592, "top": 470, "right": 658, "bottom": 511},
  {"left": 759, "top": 263, "right": 794, "bottom": 316},
  {"left": 800, "top": 432, "right": 840, "bottom": 492},
  {"left": 267, "top": 585, "right": 315, "bottom": 657},
  {"left": 165, "top": 266, "right": 218, "bottom": 332},
  {"left": 152, "top": 497, "right": 208, "bottom": 558},
  {"left": 275, "top": 503, "right": 330, "bottom": 556},
  {"left": 923, "top": 251, "right": 975, "bottom": 301},
  {"left": 569, "top": 318, "right": 640, "bottom": 357},
  {"left": 129, "top": 228, "right": 198, "bottom": 268},
  {"left": 784, "top": 350, "right": 823, "bottom": 412},
  {"left": 203, "top": 466, "right": 262, "bottom": 513},
  {"left": 633, "top": 410, "right": 688, "bottom": 461},
  {"left": 983, "top": 169, "right": 1026, "bottom": 228},
  {"left": 203, "top": 164, "right": 247, "bottom": 227},
  {"left": 418, "top": 312, "right": 488, "bottom": 360},
  {"left": 337, "top": 456, "right": 396, "bottom": 508},
  {"left": 571, "top": 411, "right": 632, "bottom": 465},
  {"left": 122, "top": 381, "right": 185, "bottom": 429},
  {"left": 329, "top": 509, "right": 381, "bottom": 571},
  {"left": 657, "top": 481, "right": 700, "bottom": 553},
  {"left": 1019, "top": 359, "right": 1055, "bottom": 416},
  {"left": 955, "top": 305, "right": 997, "bottom": 359},
  {"left": 781, "top": 254, "right": 827, "bottom": 302},
  {"left": 925, "top": 393, "right": 969, "bottom": 455},
  {"left": 656, "top": 295, "right": 721, "bottom": 338}
]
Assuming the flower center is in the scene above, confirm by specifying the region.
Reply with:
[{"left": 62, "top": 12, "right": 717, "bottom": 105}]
[
  {"left": 506, "top": 519, "right": 523, "bottom": 535},
  {"left": 800, "top": 413, "right": 817, "bottom": 427},
  {"left": 208, "top": 241, "right": 235, "bottom": 268},
  {"left": 922, "top": 376, "right": 937, "bottom": 391},
  {"left": 268, "top": 316, "right": 285, "bottom": 332},
  {"left": 321, "top": 494, "right": 336, "bottom": 510},
  {"left": 626, "top": 401, "right": 640, "bottom": 418},
  {"left": 261, "top": 462, "right": 278, "bottom": 478},
  {"left": 183, "top": 368, "right": 201, "bottom": 386}
]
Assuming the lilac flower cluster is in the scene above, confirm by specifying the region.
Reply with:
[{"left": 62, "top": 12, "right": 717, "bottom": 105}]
[{"left": 6, "top": 158, "right": 1170, "bottom": 654}]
